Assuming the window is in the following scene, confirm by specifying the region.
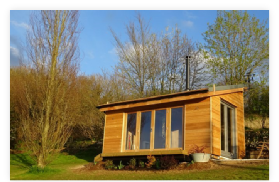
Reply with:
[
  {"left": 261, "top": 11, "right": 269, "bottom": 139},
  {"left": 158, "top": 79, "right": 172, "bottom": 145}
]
[
  {"left": 126, "top": 113, "right": 137, "bottom": 150},
  {"left": 171, "top": 107, "right": 183, "bottom": 148},
  {"left": 154, "top": 109, "right": 166, "bottom": 149},
  {"left": 140, "top": 111, "right": 151, "bottom": 149}
]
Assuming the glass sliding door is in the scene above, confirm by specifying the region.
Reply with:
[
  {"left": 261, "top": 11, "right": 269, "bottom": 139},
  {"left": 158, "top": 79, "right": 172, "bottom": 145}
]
[
  {"left": 171, "top": 107, "right": 183, "bottom": 148},
  {"left": 126, "top": 113, "right": 137, "bottom": 150},
  {"left": 154, "top": 109, "right": 166, "bottom": 149},
  {"left": 140, "top": 111, "right": 151, "bottom": 149},
  {"left": 220, "top": 102, "right": 236, "bottom": 158}
]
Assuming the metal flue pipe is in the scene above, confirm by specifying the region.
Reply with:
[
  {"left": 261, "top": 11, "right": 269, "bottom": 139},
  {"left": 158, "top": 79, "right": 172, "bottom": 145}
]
[{"left": 185, "top": 56, "right": 191, "bottom": 91}]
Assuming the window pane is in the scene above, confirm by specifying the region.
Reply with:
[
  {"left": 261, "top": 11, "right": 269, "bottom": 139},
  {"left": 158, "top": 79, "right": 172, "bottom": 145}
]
[
  {"left": 126, "top": 113, "right": 137, "bottom": 150},
  {"left": 171, "top": 107, "right": 183, "bottom": 148},
  {"left": 228, "top": 107, "right": 232, "bottom": 153},
  {"left": 221, "top": 104, "right": 225, "bottom": 151},
  {"left": 140, "top": 111, "right": 151, "bottom": 149},
  {"left": 154, "top": 109, "right": 166, "bottom": 149}
]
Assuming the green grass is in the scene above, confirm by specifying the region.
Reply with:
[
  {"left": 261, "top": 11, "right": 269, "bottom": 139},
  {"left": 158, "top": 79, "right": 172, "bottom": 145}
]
[{"left": 10, "top": 150, "right": 269, "bottom": 180}]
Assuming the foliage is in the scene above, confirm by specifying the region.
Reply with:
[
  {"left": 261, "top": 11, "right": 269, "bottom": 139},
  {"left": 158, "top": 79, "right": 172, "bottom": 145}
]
[
  {"left": 128, "top": 158, "right": 137, "bottom": 169},
  {"left": 245, "top": 128, "right": 269, "bottom": 149},
  {"left": 139, "top": 160, "right": 145, "bottom": 168},
  {"left": 104, "top": 160, "right": 115, "bottom": 170},
  {"left": 118, "top": 161, "right": 125, "bottom": 170},
  {"left": 188, "top": 145, "right": 207, "bottom": 155},
  {"left": 155, "top": 159, "right": 161, "bottom": 169},
  {"left": 202, "top": 10, "right": 269, "bottom": 86},
  {"left": 145, "top": 155, "right": 156, "bottom": 168},
  {"left": 245, "top": 78, "right": 269, "bottom": 129},
  {"left": 160, "top": 155, "right": 179, "bottom": 169}
]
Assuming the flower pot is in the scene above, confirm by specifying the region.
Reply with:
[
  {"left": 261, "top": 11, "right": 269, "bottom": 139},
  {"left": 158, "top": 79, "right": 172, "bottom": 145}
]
[{"left": 192, "top": 153, "right": 211, "bottom": 162}]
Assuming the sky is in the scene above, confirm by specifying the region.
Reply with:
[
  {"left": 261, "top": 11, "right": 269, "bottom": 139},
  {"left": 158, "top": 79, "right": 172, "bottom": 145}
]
[{"left": 10, "top": 10, "right": 269, "bottom": 75}]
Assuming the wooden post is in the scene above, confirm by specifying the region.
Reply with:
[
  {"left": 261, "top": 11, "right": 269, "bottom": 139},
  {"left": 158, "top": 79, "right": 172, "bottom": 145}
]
[{"left": 213, "top": 84, "right": 215, "bottom": 92}]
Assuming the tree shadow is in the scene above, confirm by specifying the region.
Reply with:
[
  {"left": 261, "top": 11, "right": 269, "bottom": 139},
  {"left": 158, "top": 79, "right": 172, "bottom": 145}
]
[
  {"left": 10, "top": 153, "right": 35, "bottom": 169},
  {"left": 61, "top": 143, "right": 102, "bottom": 162}
]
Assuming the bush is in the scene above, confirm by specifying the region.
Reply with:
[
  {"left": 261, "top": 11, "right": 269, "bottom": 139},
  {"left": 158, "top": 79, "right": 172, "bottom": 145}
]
[
  {"left": 118, "top": 160, "right": 125, "bottom": 170},
  {"left": 129, "top": 158, "right": 137, "bottom": 169},
  {"left": 139, "top": 160, "right": 145, "bottom": 168},
  {"left": 155, "top": 159, "right": 161, "bottom": 169},
  {"left": 145, "top": 155, "right": 156, "bottom": 168},
  {"left": 160, "top": 155, "right": 178, "bottom": 169},
  {"left": 245, "top": 128, "right": 269, "bottom": 149},
  {"left": 104, "top": 160, "right": 115, "bottom": 170}
]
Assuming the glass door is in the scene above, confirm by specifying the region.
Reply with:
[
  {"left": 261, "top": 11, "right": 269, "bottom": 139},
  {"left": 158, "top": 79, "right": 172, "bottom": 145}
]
[{"left": 220, "top": 102, "right": 236, "bottom": 158}]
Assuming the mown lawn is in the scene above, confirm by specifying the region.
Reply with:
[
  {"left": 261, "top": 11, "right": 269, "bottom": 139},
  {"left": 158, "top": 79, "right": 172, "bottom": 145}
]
[{"left": 10, "top": 150, "right": 269, "bottom": 180}]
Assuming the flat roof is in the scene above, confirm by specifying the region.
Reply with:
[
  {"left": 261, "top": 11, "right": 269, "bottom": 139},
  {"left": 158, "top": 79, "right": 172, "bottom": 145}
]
[{"left": 97, "top": 88, "right": 209, "bottom": 110}]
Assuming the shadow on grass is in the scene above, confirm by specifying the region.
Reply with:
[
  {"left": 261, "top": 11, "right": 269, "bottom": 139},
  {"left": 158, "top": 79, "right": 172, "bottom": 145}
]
[
  {"left": 10, "top": 153, "right": 35, "bottom": 169},
  {"left": 61, "top": 143, "right": 102, "bottom": 162}
]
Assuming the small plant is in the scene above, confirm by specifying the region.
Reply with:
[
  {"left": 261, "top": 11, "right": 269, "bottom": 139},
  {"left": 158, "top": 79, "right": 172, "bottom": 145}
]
[
  {"left": 129, "top": 158, "right": 137, "bottom": 169},
  {"left": 118, "top": 160, "right": 125, "bottom": 170},
  {"left": 94, "top": 161, "right": 98, "bottom": 165},
  {"left": 145, "top": 155, "right": 156, "bottom": 168},
  {"left": 186, "top": 160, "right": 194, "bottom": 167},
  {"left": 105, "top": 160, "right": 115, "bottom": 170},
  {"left": 155, "top": 158, "right": 161, "bottom": 169},
  {"left": 139, "top": 160, "right": 145, "bottom": 168},
  {"left": 160, "top": 155, "right": 178, "bottom": 169},
  {"left": 188, "top": 144, "right": 207, "bottom": 155}
]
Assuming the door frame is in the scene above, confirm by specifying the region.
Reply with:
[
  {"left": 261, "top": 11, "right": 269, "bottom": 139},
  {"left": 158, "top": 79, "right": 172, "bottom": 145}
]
[{"left": 220, "top": 100, "right": 237, "bottom": 159}]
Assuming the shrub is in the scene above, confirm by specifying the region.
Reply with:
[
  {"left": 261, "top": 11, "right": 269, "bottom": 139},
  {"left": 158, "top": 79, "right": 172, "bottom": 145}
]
[
  {"left": 118, "top": 160, "right": 125, "bottom": 170},
  {"left": 145, "top": 155, "right": 156, "bottom": 168},
  {"left": 160, "top": 155, "right": 178, "bottom": 169},
  {"left": 105, "top": 160, "right": 115, "bottom": 170},
  {"left": 188, "top": 145, "right": 207, "bottom": 155},
  {"left": 155, "top": 158, "right": 161, "bottom": 169},
  {"left": 139, "top": 160, "right": 145, "bottom": 168},
  {"left": 129, "top": 158, "right": 137, "bottom": 169}
]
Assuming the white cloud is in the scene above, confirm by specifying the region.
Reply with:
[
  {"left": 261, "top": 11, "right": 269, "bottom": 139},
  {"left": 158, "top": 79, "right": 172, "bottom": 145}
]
[
  {"left": 108, "top": 47, "right": 117, "bottom": 55},
  {"left": 184, "top": 11, "right": 197, "bottom": 19},
  {"left": 11, "top": 20, "right": 31, "bottom": 30},
  {"left": 87, "top": 51, "right": 94, "bottom": 59},
  {"left": 10, "top": 46, "right": 20, "bottom": 66},
  {"left": 182, "top": 20, "right": 194, "bottom": 28},
  {"left": 10, "top": 46, "right": 20, "bottom": 57}
]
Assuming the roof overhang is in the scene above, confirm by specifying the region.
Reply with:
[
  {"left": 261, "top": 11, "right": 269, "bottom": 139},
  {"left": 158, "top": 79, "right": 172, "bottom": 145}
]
[{"left": 97, "top": 87, "right": 245, "bottom": 112}]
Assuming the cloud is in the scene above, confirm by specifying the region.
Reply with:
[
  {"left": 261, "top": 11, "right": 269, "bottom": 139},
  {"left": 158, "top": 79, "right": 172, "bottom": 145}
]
[
  {"left": 10, "top": 46, "right": 21, "bottom": 66},
  {"left": 87, "top": 51, "right": 94, "bottom": 59},
  {"left": 108, "top": 47, "right": 117, "bottom": 55},
  {"left": 11, "top": 20, "right": 31, "bottom": 30},
  {"left": 184, "top": 11, "right": 197, "bottom": 19},
  {"left": 182, "top": 20, "right": 194, "bottom": 28}
]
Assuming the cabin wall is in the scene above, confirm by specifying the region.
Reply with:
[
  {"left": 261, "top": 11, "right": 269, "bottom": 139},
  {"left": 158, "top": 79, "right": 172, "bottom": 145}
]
[
  {"left": 184, "top": 97, "right": 211, "bottom": 154},
  {"left": 102, "top": 112, "right": 123, "bottom": 154},
  {"left": 211, "top": 92, "right": 245, "bottom": 159}
]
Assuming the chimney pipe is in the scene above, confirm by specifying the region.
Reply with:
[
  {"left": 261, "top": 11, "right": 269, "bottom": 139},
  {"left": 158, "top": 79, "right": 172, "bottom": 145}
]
[{"left": 185, "top": 56, "right": 191, "bottom": 91}]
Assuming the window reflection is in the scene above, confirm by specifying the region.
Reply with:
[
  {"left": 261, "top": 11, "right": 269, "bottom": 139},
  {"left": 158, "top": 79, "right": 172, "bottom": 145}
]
[
  {"left": 171, "top": 107, "right": 183, "bottom": 148},
  {"left": 140, "top": 111, "right": 151, "bottom": 149},
  {"left": 154, "top": 110, "right": 166, "bottom": 149}
]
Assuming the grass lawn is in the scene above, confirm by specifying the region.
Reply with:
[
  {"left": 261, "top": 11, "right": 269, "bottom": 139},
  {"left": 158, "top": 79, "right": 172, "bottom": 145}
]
[{"left": 10, "top": 149, "right": 269, "bottom": 180}]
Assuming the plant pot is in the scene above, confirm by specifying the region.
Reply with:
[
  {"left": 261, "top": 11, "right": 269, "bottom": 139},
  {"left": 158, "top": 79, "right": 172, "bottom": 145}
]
[{"left": 192, "top": 153, "right": 211, "bottom": 162}]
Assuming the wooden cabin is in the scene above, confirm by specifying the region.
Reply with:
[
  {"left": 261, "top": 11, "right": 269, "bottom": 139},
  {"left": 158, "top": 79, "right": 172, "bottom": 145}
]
[{"left": 96, "top": 85, "right": 246, "bottom": 161}]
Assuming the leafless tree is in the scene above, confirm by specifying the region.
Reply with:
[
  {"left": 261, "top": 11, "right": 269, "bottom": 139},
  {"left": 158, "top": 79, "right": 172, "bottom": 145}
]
[{"left": 13, "top": 10, "right": 81, "bottom": 168}]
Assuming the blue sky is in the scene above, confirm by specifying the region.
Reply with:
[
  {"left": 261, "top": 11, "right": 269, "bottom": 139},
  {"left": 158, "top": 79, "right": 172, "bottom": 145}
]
[{"left": 10, "top": 10, "right": 269, "bottom": 75}]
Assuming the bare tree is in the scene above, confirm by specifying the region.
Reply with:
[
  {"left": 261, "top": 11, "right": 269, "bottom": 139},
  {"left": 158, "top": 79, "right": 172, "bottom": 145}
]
[{"left": 13, "top": 10, "right": 81, "bottom": 168}]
